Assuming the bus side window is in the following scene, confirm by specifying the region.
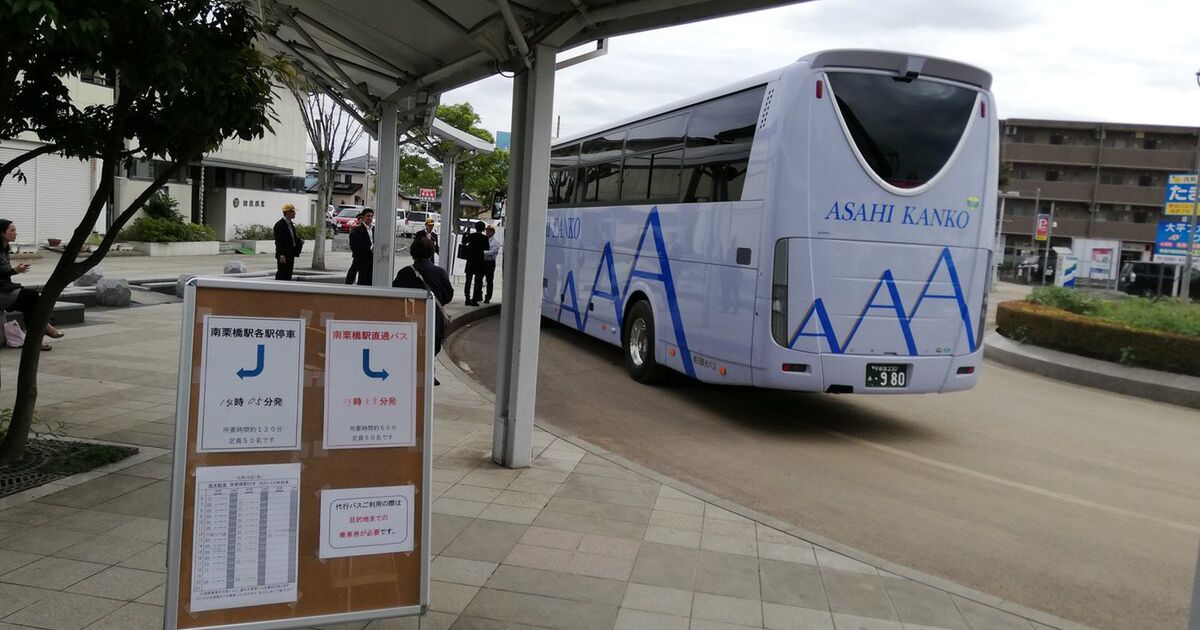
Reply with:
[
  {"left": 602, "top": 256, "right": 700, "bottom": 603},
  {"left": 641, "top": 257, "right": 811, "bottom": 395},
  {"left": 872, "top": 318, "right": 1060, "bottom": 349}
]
[
  {"left": 621, "top": 154, "right": 651, "bottom": 201},
  {"left": 547, "top": 171, "right": 561, "bottom": 205},
  {"left": 649, "top": 149, "right": 683, "bottom": 202},
  {"left": 682, "top": 86, "right": 764, "bottom": 202},
  {"left": 596, "top": 162, "right": 622, "bottom": 203},
  {"left": 560, "top": 169, "right": 577, "bottom": 204}
]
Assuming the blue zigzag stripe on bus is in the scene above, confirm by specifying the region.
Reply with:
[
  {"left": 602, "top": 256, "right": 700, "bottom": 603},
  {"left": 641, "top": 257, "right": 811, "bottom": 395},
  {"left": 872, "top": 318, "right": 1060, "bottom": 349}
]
[
  {"left": 555, "top": 207, "right": 696, "bottom": 378},
  {"left": 788, "top": 247, "right": 975, "bottom": 355}
]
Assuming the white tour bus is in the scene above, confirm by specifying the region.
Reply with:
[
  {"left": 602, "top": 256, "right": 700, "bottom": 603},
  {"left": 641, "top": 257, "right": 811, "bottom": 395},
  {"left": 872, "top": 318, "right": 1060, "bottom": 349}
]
[{"left": 543, "top": 49, "right": 997, "bottom": 394}]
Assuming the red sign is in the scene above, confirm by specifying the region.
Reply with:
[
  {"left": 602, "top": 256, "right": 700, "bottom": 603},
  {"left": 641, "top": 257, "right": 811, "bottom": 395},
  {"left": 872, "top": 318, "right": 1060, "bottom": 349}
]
[
  {"left": 418, "top": 188, "right": 436, "bottom": 200},
  {"left": 1034, "top": 214, "right": 1050, "bottom": 241}
]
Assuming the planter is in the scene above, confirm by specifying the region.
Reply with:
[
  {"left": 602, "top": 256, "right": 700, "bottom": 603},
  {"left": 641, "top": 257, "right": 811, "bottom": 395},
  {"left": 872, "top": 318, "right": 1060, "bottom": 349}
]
[
  {"left": 130, "top": 241, "right": 219, "bottom": 257},
  {"left": 235, "top": 239, "right": 334, "bottom": 255},
  {"left": 47, "top": 238, "right": 62, "bottom": 247}
]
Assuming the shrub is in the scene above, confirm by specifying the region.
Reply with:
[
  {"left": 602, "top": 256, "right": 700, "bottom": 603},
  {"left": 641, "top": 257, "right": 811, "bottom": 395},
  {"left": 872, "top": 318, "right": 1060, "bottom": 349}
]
[
  {"left": 1027, "top": 287, "right": 1200, "bottom": 337},
  {"left": 234, "top": 224, "right": 273, "bottom": 240},
  {"left": 119, "top": 216, "right": 216, "bottom": 243},
  {"left": 996, "top": 301, "right": 1200, "bottom": 376},
  {"left": 295, "top": 224, "right": 332, "bottom": 240},
  {"left": 143, "top": 190, "right": 183, "bottom": 222}
]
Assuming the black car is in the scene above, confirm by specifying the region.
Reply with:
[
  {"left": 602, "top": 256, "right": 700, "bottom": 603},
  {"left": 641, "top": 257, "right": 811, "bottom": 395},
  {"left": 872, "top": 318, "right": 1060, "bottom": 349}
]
[{"left": 1119, "top": 261, "right": 1200, "bottom": 298}]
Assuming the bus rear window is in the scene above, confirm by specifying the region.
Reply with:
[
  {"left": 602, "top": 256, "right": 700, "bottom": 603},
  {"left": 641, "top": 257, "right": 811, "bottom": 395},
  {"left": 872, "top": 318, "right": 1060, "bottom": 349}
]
[{"left": 826, "top": 72, "right": 977, "bottom": 189}]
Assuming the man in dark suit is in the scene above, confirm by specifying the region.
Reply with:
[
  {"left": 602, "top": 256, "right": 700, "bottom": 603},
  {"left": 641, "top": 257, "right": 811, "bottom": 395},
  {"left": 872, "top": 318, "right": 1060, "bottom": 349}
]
[
  {"left": 348, "top": 208, "right": 374, "bottom": 286},
  {"left": 413, "top": 218, "right": 439, "bottom": 255},
  {"left": 273, "top": 204, "right": 304, "bottom": 281},
  {"left": 462, "top": 220, "right": 489, "bottom": 305}
]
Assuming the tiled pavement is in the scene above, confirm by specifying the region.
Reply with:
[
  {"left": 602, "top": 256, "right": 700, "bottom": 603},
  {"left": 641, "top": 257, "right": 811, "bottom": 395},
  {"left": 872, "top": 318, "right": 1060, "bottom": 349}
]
[{"left": 0, "top": 299, "right": 1079, "bottom": 630}]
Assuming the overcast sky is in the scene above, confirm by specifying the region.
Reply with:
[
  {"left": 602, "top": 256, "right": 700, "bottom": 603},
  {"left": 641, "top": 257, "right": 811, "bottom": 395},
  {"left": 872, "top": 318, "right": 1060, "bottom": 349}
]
[{"left": 434, "top": 0, "right": 1200, "bottom": 144}]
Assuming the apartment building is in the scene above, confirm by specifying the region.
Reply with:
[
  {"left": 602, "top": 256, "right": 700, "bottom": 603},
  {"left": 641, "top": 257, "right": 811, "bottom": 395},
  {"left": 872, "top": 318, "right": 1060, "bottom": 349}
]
[
  {"left": 0, "top": 75, "right": 310, "bottom": 243},
  {"left": 999, "top": 118, "right": 1200, "bottom": 277}
]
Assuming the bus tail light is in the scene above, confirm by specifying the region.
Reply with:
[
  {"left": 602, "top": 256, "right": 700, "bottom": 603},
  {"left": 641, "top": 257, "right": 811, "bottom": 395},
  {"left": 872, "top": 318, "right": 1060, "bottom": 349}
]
[
  {"left": 957, "top": 366, "right": 975, "bottom": 375},
  {"left": 771, "top": 240, "right": 789, "bottom": 346},
  {"left": 816, "top": 80, "right": 823, "bottom": 99},
  {"left": 980, "top": 101, "right": 986, "bottom": 118}
]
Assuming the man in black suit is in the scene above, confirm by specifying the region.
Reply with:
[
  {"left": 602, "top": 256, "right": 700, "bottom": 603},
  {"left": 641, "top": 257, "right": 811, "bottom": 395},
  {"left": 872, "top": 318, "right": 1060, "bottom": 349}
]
[
  {"left": 462, "top": 220, "right": 489, "bottom": 305},
  {"left": 273, "top": 204, "right": 304, "bottom": 281},
  {"left": 348, "top": 208, "right": 374, "bottom": 286},
  {"left": 413, "top": 218, "right": 439, "bottom": 255}
]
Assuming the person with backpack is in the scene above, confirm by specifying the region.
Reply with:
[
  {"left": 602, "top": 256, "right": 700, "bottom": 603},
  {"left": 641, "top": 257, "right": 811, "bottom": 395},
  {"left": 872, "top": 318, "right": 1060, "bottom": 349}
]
[{"left": 393, "top": 236, "right": 453, "bottom": 371}]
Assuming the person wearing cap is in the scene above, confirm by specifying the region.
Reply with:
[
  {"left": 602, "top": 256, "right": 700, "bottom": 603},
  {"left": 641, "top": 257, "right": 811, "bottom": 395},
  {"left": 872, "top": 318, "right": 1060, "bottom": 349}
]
[
  {"left": 413, "top": 217, "right": 439, "bottom": 254},
  {"left": 273, "top": 204, "right": 304, "bottom": 281},
  {"left": 482, "top": 224, "right": 500, "bottom": 303},
  {"left": 462, "top": 220, "right": 489, "bottom": 306}
]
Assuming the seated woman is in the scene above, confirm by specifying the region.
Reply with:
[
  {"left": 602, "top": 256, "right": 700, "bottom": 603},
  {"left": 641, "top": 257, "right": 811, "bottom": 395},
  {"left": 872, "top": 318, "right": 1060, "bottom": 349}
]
[{"left": 0, "top": 219, "right": 65, "bottom": 350}]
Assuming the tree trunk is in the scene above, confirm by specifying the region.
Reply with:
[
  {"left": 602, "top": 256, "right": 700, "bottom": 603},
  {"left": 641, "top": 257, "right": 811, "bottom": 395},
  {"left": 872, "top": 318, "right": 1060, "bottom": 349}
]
[
  {"left": 0, "top": 280, "right": 62, "bottom": 464},
  {"left": 310, "top": 158, "right": 331, "bottom": 271}
]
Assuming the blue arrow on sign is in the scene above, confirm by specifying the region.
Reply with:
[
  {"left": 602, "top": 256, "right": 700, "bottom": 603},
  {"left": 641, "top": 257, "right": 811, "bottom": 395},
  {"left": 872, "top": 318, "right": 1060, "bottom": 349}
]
[
  {"left": 237, "top": 344, "right": 265, "bottom": 379},
  {"left": 362, "top": 348, "right": 389, "bottom": 380}
]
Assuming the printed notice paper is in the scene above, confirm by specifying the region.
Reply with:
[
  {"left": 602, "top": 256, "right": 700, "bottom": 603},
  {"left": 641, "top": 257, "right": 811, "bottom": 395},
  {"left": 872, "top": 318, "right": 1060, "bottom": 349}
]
[
  {"left": 190, "top": 464, "right": 301, "bottom": 612},
  {"left": 197, "top": 315, "right": 304, "bottom": 452},
  {"left": 323, "top": 320, "right": 417, "bottom": 449},
  {"left": 319, "top": 485, "right": 415, "bottom": 559}
]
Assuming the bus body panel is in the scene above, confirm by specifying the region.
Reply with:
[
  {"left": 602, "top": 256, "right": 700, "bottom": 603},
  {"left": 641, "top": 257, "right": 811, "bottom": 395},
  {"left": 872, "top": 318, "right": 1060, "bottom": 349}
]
[{"left": 545, "top": 49, "right": 997, "bottom": 395}]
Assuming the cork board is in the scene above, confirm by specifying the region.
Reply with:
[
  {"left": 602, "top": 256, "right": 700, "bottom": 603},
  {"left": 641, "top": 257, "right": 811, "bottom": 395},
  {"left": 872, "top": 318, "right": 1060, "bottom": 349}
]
[{"left": 165, "top": 280, "right": 432, "bottom": 630}]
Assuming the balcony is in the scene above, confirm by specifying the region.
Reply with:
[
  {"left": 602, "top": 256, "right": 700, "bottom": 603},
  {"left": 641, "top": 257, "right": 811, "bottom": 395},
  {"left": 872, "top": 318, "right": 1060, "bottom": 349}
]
[
  {"left": 1001, "top": 215, "right": 1158, "bottom": 242},
  {"left": 1002, "top": 143, "right": 1099, "bottom": 166},
  {"left": 1100, "top": 147, "right": 1196, "bottom": 171},
  {"left": 1095, "top": 184, "right": 1164, "bottom": 206},
  {"left": 1007, "top": 179, "right": 1094, "bottom": 203}
]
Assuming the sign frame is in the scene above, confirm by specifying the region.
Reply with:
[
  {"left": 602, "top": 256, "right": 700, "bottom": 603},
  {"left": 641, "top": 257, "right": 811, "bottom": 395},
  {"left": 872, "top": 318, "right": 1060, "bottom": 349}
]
[{"left": 166, "top": 278, "right": 434, "bottom": 630}]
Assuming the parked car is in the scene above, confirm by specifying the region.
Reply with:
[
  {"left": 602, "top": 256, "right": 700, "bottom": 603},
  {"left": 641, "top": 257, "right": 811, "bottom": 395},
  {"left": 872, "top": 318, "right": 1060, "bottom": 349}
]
[
  {"left": 398, "top": 210, "right": 440, "bottom": 237},
  {"left": 1119, "top": 261, "right": 1200, "bottom": 298},
  {"left": 332, "top": 205, "right": 368, "bottom": 233}
]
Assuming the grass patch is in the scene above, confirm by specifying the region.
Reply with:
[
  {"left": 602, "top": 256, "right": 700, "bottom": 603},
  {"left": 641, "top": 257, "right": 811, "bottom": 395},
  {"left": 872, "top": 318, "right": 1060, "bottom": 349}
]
[{"left": 1027, "top": 286, "right": 1200, "bottom": 337}]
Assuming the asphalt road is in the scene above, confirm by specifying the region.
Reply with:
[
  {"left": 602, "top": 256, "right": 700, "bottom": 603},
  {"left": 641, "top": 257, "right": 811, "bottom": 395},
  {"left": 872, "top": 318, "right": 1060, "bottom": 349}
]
[{"left": 448, "top": 317, "right": 1200, "bottom": 630}]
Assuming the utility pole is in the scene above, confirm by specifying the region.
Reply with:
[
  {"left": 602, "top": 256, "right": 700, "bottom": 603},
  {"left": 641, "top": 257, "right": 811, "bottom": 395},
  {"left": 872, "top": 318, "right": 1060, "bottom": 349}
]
[
  {"left": 993, "top": 191, "right": 1019, "bottom": 290},
  {"left": 1042, "top": 200, "right": 1055, "bottom": 285},
  {"left": 364, "top": 136, "right": 372, "bottom": 208}
]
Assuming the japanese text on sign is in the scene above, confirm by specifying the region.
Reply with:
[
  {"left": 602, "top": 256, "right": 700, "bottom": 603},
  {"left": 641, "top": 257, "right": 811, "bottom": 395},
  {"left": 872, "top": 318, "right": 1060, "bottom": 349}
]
[
  {"left": 198, "top": 316, "right": 304, "bottom": 452},
  {"left": 323, "top": 320, "right": 418, "bottom": 449},
  {"left": 319, "top": 485, "right": 415, "bottom": 559}
]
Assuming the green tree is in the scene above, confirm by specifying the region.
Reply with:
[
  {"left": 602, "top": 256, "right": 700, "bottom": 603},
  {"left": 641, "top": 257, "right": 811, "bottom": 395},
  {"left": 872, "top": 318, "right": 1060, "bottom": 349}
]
[
  {"left": 397, "top": 152, "right": 441, "bottom": 196},
  {"left": 0, "top": 0, "right": 276, "bottom": 464},
  {"left": 401, "top": 102, "right": 506, "bottom": 222}
]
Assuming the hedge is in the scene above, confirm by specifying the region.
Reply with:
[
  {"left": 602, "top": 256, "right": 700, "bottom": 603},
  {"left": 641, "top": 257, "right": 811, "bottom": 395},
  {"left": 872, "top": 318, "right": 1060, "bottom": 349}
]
[{"left": 996, "top": 301, "right": 1200, "bottom": 376}]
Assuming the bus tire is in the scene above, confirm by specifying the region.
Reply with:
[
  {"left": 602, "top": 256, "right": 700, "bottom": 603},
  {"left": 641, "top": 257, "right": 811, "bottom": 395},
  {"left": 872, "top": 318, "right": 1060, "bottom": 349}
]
[{"left": 623, "top": 300, "right": 665, "bottom": 384}]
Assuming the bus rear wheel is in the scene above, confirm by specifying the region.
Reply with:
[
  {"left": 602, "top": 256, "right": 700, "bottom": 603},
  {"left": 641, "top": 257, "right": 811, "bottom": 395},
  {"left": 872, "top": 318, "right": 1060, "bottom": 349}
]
[{"left": 623, "top": 300, "right": 665, "bottom": 384}]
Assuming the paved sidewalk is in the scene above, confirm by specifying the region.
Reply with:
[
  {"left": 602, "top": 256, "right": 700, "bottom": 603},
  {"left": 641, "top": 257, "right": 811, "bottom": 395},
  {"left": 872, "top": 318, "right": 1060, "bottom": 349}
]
[{"left": 0, "top": 297, "right": 1080, "bottom": 630}]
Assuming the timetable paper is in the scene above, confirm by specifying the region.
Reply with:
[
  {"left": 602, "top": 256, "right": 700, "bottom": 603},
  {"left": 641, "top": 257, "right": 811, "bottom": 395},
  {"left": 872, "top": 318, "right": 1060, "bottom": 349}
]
[{"left": 190, "top": 464, "right": 301, "bottom": 613}]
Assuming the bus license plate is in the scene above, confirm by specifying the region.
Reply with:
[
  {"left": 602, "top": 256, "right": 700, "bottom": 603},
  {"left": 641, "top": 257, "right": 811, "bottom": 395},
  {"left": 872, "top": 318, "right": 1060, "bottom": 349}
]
[{"left": 865, "top": 364, "right": 907, "bottom": 388}]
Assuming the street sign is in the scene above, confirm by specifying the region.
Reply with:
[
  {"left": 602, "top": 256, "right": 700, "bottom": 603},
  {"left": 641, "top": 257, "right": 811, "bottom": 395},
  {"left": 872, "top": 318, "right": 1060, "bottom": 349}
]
[
  {"left": 1154, "top": 219, "right": 1200, "bottom": 258},
  {"left": 418, "top": 187, "right": 436, "bottom": 200},
  {"left": 1164, "top": 173, "right": 1198, "bottom": 216},
  {"left": 167, "top": 279, "right": 434, "bottom": 630},
  {"left": 1034, "top": 214, "right": 1050, "bottom": 241}
]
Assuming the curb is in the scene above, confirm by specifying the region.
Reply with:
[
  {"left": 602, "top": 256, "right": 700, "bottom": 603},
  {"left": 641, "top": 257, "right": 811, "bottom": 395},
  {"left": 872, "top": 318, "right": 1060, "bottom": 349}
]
[
  {"left": 984, "top": 333, "right": 1200, "bottom": 410},
  {"left": 442, "top": 311, "right": 1093, "bottom": 630}
]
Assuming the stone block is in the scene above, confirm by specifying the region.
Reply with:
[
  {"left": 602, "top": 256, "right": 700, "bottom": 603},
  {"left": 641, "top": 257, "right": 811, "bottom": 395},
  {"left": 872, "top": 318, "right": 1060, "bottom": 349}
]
[
  {"left": 74, "top": 266, "right": 104, "bottom": 287},
  {"left": 223, "top": 260, "right": 248, "bottom": 274},
  {"left": 95, "top": 278, "right": 131, "bottom": 307},
  {"left": 175, "top": 273, "right": 196, "bottom": 298}
]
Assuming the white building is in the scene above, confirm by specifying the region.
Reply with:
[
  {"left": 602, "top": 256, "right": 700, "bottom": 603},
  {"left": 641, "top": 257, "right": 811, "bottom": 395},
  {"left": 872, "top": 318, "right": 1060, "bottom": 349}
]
[{"left": 0, "top": 75, "right": 310, "bottom": 244}]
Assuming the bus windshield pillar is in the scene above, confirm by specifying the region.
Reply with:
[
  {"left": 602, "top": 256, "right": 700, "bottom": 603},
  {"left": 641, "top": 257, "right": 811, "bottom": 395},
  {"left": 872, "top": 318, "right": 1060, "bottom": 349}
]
[{"left": 493, "top": 44, "right": 555, "bottom": 468}]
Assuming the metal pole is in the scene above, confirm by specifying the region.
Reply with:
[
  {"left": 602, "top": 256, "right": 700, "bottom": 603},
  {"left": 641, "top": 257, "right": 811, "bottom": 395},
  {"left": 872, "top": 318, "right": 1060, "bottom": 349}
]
[
  {"left": 371, "top": 101, "right": 398, "bottom": 287},
  {"left": 1181, "top": 131, "right": 1199, "bottom": 300},
  {"left": 364, "top": 136, "right": 372, "bottom": 207},
  {"left": 1042, "top": 201, "right": 1055, "bottom": 285},
  {"left": 439, "top": 156, "right": 456, "bottom": 275}
]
